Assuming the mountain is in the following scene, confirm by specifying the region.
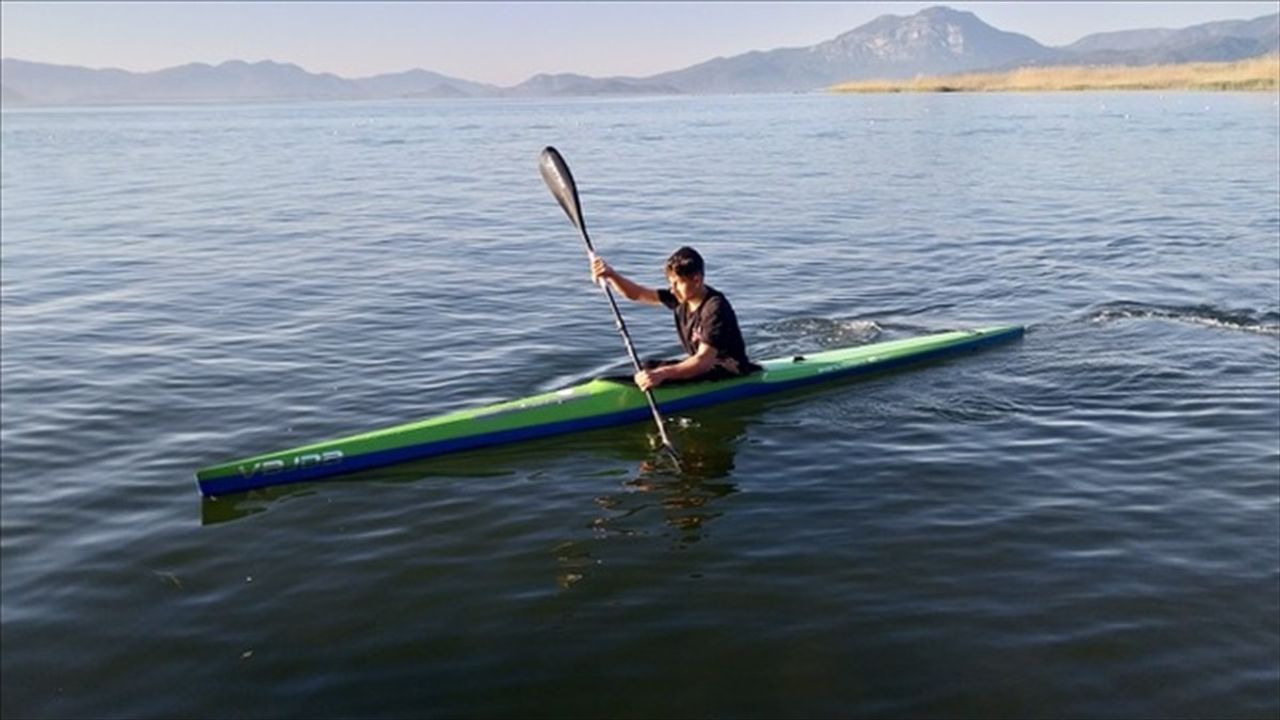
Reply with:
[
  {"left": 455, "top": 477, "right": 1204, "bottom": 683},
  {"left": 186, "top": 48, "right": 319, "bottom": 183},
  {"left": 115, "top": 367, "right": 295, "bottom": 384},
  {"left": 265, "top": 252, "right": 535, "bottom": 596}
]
[
  {"left": 1065, "top": 29, "right": 1180, "bottom": 54},
  {"left": 0, "top": 58, "right": 358, "bottom": 103},
  {"left": 2, "top": 6, "right": 1276, "bottom": 105},
  {"left": 138, "top": 60, "right": 354, "bottom": 101},
  {"left": 649, "top": 6, "right": 1055, "bottom": 93},
  {"left": 352, "top": 69, "right": 501, "bottom": 98},
  {"left": 1, "top": 58, "right": 137, "bottom": 104},
  {"left": 504, "top": 73, "right": 682, "bottom": 97},
  {"left": 0, "top": 58, "right": 497, "bottom": 105},
  {"left": 1052, "top": 13, "right": 1279, "bottom": 66}
]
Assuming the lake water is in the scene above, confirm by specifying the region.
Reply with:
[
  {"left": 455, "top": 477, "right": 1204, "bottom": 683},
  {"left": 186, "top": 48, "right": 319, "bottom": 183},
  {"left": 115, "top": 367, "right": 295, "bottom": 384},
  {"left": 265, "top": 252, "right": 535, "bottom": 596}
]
[{"left": 2, "top": 92, "right": 1277, "bottom": 718}]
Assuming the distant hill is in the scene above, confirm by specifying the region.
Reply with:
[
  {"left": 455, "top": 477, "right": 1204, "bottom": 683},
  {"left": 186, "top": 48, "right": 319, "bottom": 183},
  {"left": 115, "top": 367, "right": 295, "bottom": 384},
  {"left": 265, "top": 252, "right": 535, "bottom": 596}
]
[
  {"left": 139, "top": 60, "right": 354, "bottom": 102},
  {"left": 351, "top": 68, "right": 501, "bottom": 99},
  {"left": 2, "top": 6, "right": 1276, "bottom": 105},
  {"left": 505, "top": 73, "right": 682, "bottom": 97},
  {"left": 0, "top": 59, "right": 358, "bottom": 104},
  {"left": 1065, "top": 28, "right": 1181, "bottom": 54},
  {"left": 648, "top": 6, "right": 1056, "bottom": 93},
  {"left": 1043, "top": 13, "right": 1280, "bottom": 67},
  {"left": 0, "top": 58, "right": 497, "bottom": 105},
  {"left": 1, "top": 84, "right": 26, "bottom": 104}
]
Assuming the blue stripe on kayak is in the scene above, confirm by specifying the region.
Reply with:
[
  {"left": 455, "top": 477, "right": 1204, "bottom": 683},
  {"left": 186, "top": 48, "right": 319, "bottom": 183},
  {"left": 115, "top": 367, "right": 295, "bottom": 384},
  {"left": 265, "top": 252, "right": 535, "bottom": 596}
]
[
  {"left": 198, "top": 404, "right": 657, "bottom": 496},
  {"left": 197, "top": 326, "right": 1023, "bottom": 496},
  {"left": 663, "top": 324, "right": 1025, "bottom": 415}
]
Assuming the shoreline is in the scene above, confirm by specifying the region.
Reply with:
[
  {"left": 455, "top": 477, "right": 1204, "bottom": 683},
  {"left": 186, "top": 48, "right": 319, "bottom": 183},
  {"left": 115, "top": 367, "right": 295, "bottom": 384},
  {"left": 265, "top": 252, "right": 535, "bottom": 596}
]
[{"left": 830, "top": 55, "right": 1280, "bottom": 93}]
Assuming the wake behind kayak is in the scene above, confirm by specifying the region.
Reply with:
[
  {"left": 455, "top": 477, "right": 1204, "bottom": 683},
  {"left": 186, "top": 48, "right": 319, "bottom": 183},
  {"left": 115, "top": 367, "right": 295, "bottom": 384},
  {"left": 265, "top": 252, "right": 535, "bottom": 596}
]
[{"left": 195, "top": 325, "right": 1024, "bottom": 497}]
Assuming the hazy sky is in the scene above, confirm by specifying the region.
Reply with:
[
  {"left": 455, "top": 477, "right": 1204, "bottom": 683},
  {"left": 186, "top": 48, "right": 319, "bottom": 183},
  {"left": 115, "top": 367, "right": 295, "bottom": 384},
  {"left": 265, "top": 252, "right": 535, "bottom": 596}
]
[{"left": 3, "top": 2, "right": 1276, "bottom": 86}]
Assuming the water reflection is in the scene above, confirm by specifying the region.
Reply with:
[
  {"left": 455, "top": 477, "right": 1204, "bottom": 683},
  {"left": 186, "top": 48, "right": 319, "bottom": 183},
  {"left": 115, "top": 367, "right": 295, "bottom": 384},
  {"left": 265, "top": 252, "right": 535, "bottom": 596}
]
[
  {"left": 555, "top": 412, "right": 745, "bottom": 589},
  {"left": 591, "top": 439, "right": 739, "bottom": 544},
  {"left": 201, "top": 402, "right": 755, "bottom": 529},
  {"left": 200, "top": 484, "right": 318, "bottom": 525},
  {"left": 199, "top": 451, "right": 520, "bottom": 525}
]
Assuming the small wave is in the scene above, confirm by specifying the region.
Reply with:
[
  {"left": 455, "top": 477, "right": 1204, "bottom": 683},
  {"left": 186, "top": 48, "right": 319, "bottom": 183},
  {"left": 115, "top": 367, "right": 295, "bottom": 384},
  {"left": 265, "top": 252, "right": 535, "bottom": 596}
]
[
  {"left": 1087, "top": 301, "right": 1280, "bottom": 336},
  {"left": 756, "top": 317, "right": 882, "bottom": 349},
  {"left": 920, "top": 393, "right": 1025, "bottom": 425}
]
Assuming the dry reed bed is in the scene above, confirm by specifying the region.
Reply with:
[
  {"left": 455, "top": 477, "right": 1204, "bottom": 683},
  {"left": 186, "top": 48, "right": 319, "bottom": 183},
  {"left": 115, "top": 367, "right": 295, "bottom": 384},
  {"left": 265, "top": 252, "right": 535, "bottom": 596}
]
[{"left": 831, "top": 55, "right": 1280, "bottom": 93}]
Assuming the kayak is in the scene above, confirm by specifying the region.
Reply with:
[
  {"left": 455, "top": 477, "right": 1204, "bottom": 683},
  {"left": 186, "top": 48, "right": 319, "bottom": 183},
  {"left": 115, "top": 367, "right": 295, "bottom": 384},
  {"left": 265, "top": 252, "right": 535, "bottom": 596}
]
[{"left": 196, "top": 325, "right": 1023, "bottom": 496}]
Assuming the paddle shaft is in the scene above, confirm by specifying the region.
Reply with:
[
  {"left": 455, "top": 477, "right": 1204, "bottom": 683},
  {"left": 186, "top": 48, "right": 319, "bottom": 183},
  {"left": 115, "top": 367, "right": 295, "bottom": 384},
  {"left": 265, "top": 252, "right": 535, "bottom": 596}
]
[
  {"left": 538, "top": 147, "right": 677, "bottom": 456},
  {"left": 581, "top": 234, "right": 678, "bottom": 454}
]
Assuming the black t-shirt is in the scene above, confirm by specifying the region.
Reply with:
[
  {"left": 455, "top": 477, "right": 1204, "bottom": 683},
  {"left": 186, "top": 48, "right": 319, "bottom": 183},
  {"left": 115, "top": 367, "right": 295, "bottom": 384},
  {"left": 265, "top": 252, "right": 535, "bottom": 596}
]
[{"left": 656, "top": 285, "right": 757, "bottom": 376}]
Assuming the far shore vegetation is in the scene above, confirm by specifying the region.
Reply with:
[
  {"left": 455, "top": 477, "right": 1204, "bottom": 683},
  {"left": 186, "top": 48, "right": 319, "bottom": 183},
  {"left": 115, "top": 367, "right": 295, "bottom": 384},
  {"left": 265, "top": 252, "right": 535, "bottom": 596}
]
[{"left": 830, "top": 55, "right": 1280, "bottom": 93}]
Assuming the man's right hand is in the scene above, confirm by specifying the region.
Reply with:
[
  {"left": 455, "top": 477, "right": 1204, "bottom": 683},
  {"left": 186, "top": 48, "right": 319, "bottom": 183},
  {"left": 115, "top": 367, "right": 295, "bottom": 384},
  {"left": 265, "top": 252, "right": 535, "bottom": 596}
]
[
  {"left": 586, "top": 254, "right": 659, "bottom": 304},
  {"left": 590, "top": 255, "right": 612, "bottom": 287}
]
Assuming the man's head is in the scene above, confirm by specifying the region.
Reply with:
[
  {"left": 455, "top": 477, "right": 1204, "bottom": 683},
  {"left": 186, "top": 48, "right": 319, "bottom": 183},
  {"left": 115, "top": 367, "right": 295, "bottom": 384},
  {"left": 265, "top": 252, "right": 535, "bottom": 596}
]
[
  {"left": 664, "top": 246, "right": 704, "bottom": 279},
  {"left": 664, "top": 246, "right": 706, "bottom": 303}
]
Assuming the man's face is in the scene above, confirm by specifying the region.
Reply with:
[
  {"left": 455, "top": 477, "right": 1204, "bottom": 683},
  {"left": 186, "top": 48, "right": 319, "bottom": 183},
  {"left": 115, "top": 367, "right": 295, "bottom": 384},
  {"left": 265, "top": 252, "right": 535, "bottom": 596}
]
[{"left": 666, "top": 271, "right": 704, "bottom": 304}]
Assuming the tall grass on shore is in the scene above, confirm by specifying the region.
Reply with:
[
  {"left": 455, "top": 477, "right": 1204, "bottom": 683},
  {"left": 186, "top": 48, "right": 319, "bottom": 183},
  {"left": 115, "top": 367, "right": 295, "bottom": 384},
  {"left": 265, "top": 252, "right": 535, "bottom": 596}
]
[{"left": 831, "top": 55, "right": 1280, "bottom": 93}]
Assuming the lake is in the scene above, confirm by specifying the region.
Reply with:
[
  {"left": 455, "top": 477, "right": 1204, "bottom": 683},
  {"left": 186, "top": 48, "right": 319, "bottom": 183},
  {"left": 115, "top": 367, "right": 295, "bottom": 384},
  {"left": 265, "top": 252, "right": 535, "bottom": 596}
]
[{"left": 2, "top": 92, "right": 1277, "bottom": 718}]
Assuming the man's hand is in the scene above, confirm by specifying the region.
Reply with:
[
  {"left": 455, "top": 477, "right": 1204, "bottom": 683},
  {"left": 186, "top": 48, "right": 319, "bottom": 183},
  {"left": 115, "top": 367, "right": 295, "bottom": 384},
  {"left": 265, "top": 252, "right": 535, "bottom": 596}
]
[
  {"left": 634, "top": 367, "right": 664, "bottom": 392},
  {"left": 590, "top": 254, "right": 612, "bottom": 288}
]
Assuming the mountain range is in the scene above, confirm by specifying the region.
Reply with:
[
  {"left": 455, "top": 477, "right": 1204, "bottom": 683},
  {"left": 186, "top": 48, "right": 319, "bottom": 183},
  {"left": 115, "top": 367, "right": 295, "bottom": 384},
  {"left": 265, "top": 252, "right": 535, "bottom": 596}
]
[{"left": 3, "top": 6, "right": 1276, "bottom": 105}]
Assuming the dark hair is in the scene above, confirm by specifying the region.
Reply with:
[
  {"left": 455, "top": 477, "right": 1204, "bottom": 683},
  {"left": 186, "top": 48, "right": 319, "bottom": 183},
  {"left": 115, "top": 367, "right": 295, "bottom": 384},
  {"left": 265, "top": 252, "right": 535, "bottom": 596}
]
[{"left": 664, "top": 246, "right": 704, "bottom": 278}]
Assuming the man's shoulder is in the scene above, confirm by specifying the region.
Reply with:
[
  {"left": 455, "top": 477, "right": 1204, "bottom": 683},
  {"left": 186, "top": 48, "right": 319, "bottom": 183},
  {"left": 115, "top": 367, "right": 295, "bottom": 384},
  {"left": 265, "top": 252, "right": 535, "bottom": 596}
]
[
  {"left": 702, "top": 286, "right": 733, "bottom": 311},
  {"left": 657, "top": 288, "right": 679, "bottom": 309}
]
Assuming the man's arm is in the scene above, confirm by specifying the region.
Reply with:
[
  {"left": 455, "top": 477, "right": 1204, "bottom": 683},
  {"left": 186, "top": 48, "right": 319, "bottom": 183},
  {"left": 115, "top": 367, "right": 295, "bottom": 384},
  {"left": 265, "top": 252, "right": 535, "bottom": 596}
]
[
  {"left": 591, "top": 255, "right": 663, "bottom": 305},
  {"left": 634, "top": 343, "right": 718, "bottom": 391}
]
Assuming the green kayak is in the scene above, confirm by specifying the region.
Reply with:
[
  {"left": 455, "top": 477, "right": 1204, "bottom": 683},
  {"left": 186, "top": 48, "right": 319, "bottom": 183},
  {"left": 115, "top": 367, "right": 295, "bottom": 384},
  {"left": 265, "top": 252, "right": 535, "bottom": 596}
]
[{"left": 196, "top": 325, "right": 1023, "bottom": 496}]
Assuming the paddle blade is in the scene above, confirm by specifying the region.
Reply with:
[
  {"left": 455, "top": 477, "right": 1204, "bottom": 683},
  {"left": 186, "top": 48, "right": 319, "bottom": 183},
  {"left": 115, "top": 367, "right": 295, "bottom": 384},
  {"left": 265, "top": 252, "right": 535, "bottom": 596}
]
[{"left": 539, "top": 146, "right": 588, "bottom": 237}]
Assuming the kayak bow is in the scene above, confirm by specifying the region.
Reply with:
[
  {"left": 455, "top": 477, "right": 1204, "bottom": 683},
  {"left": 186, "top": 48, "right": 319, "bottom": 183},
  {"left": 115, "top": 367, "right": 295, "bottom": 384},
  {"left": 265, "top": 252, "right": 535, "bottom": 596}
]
[{"left": 195, "top": 325, "right": 1023, "bottom": 496}]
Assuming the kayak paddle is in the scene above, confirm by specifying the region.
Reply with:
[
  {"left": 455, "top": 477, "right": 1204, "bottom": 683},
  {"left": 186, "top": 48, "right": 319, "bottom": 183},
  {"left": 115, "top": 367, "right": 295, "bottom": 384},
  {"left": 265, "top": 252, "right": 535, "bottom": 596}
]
[{"left": 538, "top": 146, "right": 680, "bottom": 461}]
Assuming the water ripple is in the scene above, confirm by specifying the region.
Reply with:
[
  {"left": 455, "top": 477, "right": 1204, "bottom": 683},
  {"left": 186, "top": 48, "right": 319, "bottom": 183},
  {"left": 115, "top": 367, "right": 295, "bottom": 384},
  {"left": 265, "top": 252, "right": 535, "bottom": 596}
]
[{"left": 2, "top": 93, "right": 1277, "bottom": 719}]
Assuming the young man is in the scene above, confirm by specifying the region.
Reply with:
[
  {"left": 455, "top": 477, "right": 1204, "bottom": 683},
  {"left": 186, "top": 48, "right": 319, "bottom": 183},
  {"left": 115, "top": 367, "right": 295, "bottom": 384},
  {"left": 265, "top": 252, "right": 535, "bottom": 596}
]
[{"left": 590, "top": 246, "right": 759, "bottom": 391}]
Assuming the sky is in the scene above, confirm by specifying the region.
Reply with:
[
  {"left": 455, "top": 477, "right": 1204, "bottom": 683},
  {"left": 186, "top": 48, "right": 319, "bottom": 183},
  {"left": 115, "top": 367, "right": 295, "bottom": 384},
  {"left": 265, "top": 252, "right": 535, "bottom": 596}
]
[{"left": 2, "top": 2, "right": 1276, "bottom": 86}]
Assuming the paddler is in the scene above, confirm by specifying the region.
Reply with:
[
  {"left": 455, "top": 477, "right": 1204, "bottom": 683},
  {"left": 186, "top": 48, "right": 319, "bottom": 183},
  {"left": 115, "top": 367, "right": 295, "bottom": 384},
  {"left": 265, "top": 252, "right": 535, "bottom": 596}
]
[{"left": 590, "top": 246, "right": 760, "bottom": 391}]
